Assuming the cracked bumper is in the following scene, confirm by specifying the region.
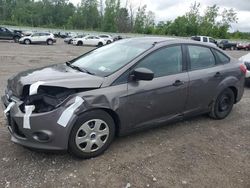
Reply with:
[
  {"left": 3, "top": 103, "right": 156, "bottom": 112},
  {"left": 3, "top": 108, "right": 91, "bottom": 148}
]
[{"left": 1, "top": 95, "right": 77, "bottom": 151}]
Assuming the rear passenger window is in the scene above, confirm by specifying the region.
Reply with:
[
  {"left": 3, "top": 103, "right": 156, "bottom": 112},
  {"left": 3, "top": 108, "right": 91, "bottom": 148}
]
[
  {"left": 212, "top": 49, "right": 230, "bottom": 64},
  {"left": 188, "top": 45, "right": 216, "bottom": 70},
  {"left": 135, "top": 46, "right": 183, "bottom": 78},
  {"left": 203, "top": 37, "right": 208, "bottom": 42}
]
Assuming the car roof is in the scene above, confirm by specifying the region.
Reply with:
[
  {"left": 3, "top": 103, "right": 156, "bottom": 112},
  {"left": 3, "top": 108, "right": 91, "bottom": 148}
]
[{"left": 121, "top": 37, "right": 217, "bottom": 49}]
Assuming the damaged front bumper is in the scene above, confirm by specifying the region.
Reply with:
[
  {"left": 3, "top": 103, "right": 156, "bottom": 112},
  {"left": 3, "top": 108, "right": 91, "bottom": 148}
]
[{"left": 1, "top": 94, "right": 79, "bottom": 151}]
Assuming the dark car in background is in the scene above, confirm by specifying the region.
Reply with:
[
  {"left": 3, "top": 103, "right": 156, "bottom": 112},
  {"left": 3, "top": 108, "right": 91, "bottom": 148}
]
[
  {"left": 2, "top": 37, "right": 245, "bottom": 159},
  {"left": 0, "top": 26, "right": 23, "bottom": 42},
  {"left": 218, "top": 40, "right": 237, "bottom": 50}
]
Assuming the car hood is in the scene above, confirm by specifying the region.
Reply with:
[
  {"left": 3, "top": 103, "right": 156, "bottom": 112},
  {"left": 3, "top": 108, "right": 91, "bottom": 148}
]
[{"left": 7, "top": 63, "right": 105, "bottom": 97}]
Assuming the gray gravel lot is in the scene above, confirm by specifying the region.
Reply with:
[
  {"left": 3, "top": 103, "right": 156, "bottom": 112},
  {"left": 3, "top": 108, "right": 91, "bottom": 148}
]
[{"left": 0, "top": 40, "right": 249, "bottom": 188}]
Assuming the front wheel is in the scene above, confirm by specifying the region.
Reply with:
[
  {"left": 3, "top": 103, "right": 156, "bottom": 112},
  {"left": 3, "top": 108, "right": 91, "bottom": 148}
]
[
  {"left": 97, "top": 42, "right": 103, "bottom": 47},
  {"left": 68, "top": 110, "right": 115, "bottom": 159},
  {"left": 77, "top": 41, "right": 83, "bottom": 46},
  {"left": 47, "top": 39, "right": 53, "bottom": 45},
  {"left": 209, "top": 88, "right": 235, "bottom": 119},
  {"left": 24, "top": 39, "right": 31, "bottom": 45},
  {"left": 13, "top": 36, "right": 20, "bottom": 43}
]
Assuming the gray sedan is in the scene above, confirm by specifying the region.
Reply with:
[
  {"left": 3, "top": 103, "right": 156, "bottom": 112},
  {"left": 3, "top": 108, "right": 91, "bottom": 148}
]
[{"left": 2, "top": 37, "right": 245, "bottom": 158}]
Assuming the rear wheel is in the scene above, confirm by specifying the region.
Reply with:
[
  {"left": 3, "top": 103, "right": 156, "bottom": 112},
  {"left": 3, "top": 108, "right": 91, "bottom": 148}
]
[
  {"left": 106, "top": 40, "right": 111, "bottom": 44},
  {"left": 209, "top": 88, "right": 235, "bottom": 119},
  {"left": 97, "top": 42, "right": 103, "bottom": 47},
  {"left": 68, "top": 110, "right": 115, "bottom": 159},
  {"left": 47, "top": 39, "right": 53, "bottom": 45},
  {"left": 77, "top": 41, "right": 83, "bottom": 46}
]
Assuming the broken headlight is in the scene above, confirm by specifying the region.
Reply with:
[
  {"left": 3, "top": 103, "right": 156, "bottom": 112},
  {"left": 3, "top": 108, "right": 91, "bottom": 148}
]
[{"left": 20, "top": 86, "right": 75, "bottom": 113}]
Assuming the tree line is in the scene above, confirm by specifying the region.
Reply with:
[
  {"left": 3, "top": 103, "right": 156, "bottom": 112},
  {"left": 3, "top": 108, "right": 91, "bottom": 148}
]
[{"left": 0, "top": 0, "right": 249, "bottom": 39}]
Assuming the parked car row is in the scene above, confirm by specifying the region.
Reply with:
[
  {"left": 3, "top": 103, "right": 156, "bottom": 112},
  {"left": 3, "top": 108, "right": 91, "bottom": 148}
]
[
  {"left": 190, "top": 35, "right": 250, "bottom": 51},
  {"left": 64, "top": 34, "right": 121, "bottom": 47},
  {"left": 0, "top": 26, "right": 124, "bottom": 46}
]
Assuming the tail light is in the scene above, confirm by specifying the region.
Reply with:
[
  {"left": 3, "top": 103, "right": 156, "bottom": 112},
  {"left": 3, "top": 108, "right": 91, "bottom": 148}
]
[{"left": 240, "top": 64, "right": 247, "bottom": 75}]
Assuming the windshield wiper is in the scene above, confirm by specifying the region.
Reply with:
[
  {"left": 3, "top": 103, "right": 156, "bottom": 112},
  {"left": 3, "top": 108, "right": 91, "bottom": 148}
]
[{"left": 66, "top": 62, "right": 95, "bottom": 75}]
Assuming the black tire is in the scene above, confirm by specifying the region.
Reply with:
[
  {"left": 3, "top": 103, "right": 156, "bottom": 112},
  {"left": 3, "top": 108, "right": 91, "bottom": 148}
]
[
  {"left": 77, "top": 41, "right": 83, "bottom": 46},
  {"left": 68, "top": 110, "right": 115, "bottom": 159},
  {"left": 68, "top": 39, "right": 72, "bottom": 44},
  {"left": 97, "top": 42, "right": 103, "bottom": 47},
  {"left": 24, "top": 39, "right": 31, "bottom": 45},
  {"left": 47, "top": 39, "right": 53, "bottom": 45},
  {"left": 13, "top": 36, "right": 20, "bottom": 43},
  {"left": 209, "top": 88, "right": 235, "bottom": 119},
  {"left": 223, "top": 47, "right": 226, "bottom": 50},
  {"left": 107, "top": 40, "right": 111, "bottom": 44}
]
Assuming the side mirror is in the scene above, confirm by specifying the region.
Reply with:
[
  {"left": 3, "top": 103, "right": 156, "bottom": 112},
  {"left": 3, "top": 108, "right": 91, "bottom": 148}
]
[{"left": 132, "top": 68, "right": 154, "bottom": 81}]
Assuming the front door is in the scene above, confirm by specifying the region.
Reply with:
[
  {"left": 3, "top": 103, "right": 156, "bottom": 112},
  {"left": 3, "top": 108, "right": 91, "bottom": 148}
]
[
  {"left": 126, "top": 45, "right": 189, "bottom": 129},
  {"left": 31, "top": 33, "right": 41, "bottom": 43}
]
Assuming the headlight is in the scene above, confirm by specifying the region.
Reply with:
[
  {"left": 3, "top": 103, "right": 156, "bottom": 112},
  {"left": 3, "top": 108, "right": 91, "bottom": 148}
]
[{"left": 20, "top": 86, "right": 75, "bottom": 113}]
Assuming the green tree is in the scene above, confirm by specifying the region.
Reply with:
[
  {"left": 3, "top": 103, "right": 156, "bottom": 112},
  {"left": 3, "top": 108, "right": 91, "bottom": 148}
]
[
  {"left": 103, "top": 0, "right": 119, "bottom": 32},
  {"left": 134, "top": 5, "right": 147, "bottom": 33}
]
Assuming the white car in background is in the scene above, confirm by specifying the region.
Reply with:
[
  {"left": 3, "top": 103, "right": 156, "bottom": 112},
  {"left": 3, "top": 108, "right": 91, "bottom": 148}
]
[
  {"left": 19, "top": 32, "right": 56, "bottom": 45},
  {"left": 239, "top": 53, "right": 250, "bottom": 79},
  {"left": 98, "top": 34, "right": 113, "bottom": 44},
  {"left": 191, "top": 36, "right": 217, "bottom": 47},
  {"left": 72, "top": 35, "right": 106, "bottom": 47}
]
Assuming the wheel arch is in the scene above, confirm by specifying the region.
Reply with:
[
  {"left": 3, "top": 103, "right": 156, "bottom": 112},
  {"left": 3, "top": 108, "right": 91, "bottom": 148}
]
[{"left": 228, "top": 86, "right": 238, "bottom": 103}]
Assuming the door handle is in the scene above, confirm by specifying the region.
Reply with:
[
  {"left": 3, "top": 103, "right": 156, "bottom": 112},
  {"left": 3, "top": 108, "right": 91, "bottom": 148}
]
[
  {"left": 172, "top": 80, "right": 184, "bottom": 87},
  {"left": 214, "top": 72, "right": 222, "bottom": 78}
]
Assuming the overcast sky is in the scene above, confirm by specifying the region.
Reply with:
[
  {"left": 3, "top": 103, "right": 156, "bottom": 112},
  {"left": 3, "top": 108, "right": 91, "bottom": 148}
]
[{"left": 71, "top": 0, "right": 250, "bottom": 32}]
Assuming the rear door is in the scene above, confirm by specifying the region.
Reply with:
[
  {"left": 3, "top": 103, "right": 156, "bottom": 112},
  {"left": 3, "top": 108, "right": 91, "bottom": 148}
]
[
  {"left": 185, "top": 44, "right": 226, "bottom": 115},
  {"left": 125, "top": 45, "right": 189, "bottom": 129}
]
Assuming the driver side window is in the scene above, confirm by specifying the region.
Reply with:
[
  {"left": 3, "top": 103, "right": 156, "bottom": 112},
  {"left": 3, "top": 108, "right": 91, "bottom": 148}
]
[{"left": 135, "top": 45, "right": 183, "bottom": 78}]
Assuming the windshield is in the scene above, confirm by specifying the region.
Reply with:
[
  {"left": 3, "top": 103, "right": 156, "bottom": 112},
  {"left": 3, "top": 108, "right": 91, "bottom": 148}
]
[{"left": 71, "top": 40, "right": 152, "bottom": 77}]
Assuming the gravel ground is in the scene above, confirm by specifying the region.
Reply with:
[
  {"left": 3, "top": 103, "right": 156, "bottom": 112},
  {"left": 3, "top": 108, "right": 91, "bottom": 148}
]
[{"left": 0, "top": 40, "right": 249, "bottom": 188}]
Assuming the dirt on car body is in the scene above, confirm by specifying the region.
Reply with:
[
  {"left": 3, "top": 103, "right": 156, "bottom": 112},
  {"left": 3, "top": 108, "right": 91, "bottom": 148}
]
[{"left": 0, "top": 40, "right": 249, "bottom": 188}]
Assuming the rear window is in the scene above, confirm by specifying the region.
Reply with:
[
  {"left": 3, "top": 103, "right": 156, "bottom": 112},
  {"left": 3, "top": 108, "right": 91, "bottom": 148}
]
[
  {"left": 212, "top": 49, "right": 230, "bottom": 64},
  {"left": 188, "top": 45, "right": 216, "bottom": 70}
]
